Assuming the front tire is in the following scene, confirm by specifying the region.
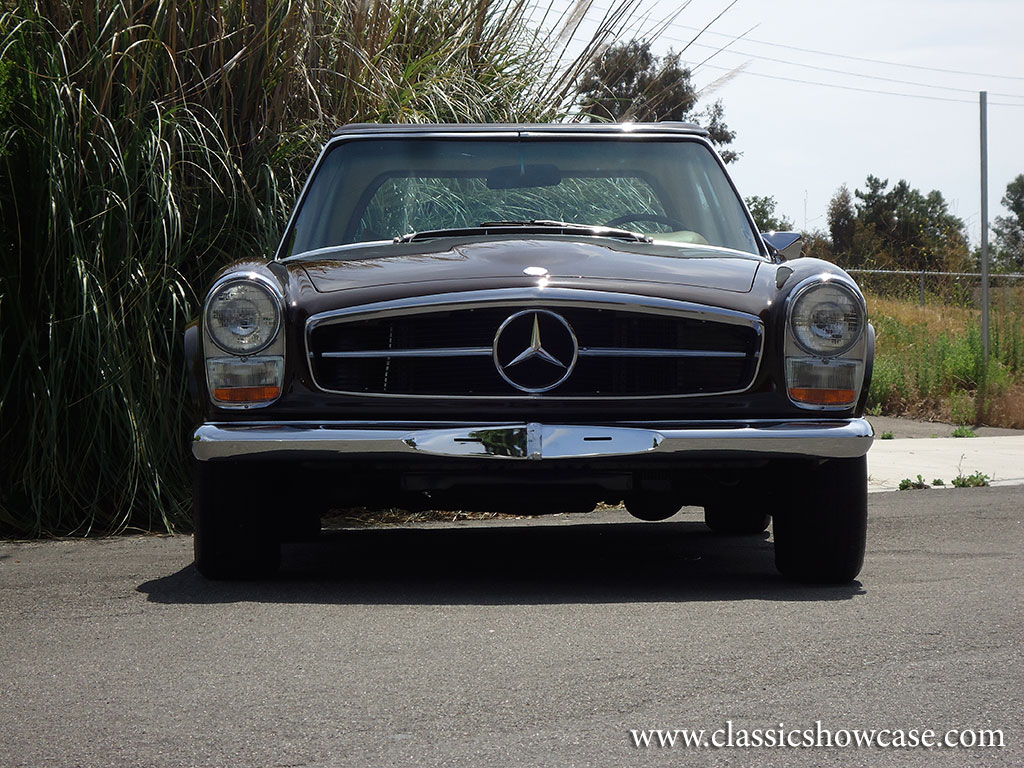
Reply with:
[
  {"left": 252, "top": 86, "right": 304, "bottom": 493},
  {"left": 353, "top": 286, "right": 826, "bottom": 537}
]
[
  {"left": 772, "top": 456, "right": 867, "bottom": 584},
  {"left": 193, "top": 460, "right": 281, "bottom": 580}
]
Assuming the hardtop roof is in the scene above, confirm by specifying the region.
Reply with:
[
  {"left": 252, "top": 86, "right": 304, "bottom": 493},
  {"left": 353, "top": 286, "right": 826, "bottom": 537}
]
[{"left": 330, "top": 122, "right": 710, "bottom": 138}]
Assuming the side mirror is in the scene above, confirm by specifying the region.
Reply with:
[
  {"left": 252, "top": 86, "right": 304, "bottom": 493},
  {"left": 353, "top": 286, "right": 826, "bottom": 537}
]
[{"left": 762, "top": 231, "right": 802, "bottom": 261}]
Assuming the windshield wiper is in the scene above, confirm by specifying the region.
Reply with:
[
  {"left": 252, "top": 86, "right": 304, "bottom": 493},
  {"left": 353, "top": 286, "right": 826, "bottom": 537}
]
[{"left": 394, "top": 220, "right": 652, "bottom": 244}]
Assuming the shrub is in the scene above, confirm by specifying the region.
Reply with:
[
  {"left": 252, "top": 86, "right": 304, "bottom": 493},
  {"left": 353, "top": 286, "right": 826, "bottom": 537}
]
[
  {"left": 952, "top": 471, "right": 990, "bottom": 488},
  {"left": 898, "top": 475, "right": 929, "bottom": 491},
  {"left": 867, "top": 355, "right": 909, "bottom": 412},
  {"left": 949, "top": 389, "right": 975, "bottom": 426},
  {"left": 0, "top": 0, "right": 640, "bottom": 536}
]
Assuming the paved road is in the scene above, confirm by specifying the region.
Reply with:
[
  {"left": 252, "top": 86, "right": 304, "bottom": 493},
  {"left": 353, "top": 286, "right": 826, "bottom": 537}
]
[{"left": 2, "top": 487, "right": 1022, "bottom": 768}]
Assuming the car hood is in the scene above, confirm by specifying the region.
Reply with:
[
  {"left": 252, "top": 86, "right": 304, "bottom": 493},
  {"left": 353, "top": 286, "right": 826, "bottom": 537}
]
[{"left": 296, "top": 237, "right": 764, "bottom": 295}]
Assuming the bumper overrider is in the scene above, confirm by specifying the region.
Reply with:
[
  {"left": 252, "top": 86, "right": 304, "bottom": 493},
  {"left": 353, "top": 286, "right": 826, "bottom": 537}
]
[{"left": 192, "top": 418, "right": 873, "bottom": 461}]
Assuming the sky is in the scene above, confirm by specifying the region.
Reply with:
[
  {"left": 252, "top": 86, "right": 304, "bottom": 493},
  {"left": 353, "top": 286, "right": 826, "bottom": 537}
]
[{"left": 546, "top": 0, "right": 1024, "bottom": 245}]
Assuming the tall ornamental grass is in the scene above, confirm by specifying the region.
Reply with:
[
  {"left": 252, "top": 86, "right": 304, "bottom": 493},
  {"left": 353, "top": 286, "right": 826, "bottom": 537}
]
[{"left": 0, "top": 0, "right": 640, "bottom": 536}]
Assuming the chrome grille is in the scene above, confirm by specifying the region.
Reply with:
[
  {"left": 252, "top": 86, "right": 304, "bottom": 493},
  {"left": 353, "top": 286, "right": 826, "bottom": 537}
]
[{"left": 307, "top": 294, "right": 762, "bottom": 398}]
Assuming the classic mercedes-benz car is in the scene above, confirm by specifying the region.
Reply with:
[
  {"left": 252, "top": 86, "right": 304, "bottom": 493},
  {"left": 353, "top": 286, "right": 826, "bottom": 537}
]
[{"left": 186, "top": 122, "right": 874, "bottom": 583}]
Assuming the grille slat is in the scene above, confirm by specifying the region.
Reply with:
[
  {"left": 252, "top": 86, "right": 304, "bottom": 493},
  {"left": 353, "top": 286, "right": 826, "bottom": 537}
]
[{"left": 309, "top": 305, "right": 761, "bottom": 397}]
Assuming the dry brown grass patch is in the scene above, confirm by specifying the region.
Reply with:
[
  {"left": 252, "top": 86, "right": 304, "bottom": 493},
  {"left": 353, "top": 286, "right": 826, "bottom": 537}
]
[
  {"left": 865, "top": 294, "right": 977, "bottom": 336},
  {"left": 984, "top": 382, "right": 1024, "bottom": 429}
]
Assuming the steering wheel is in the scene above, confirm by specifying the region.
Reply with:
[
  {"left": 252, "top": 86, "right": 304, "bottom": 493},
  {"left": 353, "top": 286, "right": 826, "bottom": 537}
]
[{"left": 604, "top": 212, "right": 687, "bottom": 231}]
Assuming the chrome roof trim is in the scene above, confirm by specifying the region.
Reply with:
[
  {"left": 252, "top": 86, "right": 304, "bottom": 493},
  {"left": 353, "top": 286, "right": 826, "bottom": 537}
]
[{"left": 330, "top": 122, "right": 709, "bottom": 137}]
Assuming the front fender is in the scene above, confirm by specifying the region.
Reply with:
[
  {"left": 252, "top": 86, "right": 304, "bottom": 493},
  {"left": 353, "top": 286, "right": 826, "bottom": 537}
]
[
  {"left": 856, "top": 322, "right": 876, "bottom": 416},
  {"left": 184, "top": 320, "right": 202, "bottom": 408}
]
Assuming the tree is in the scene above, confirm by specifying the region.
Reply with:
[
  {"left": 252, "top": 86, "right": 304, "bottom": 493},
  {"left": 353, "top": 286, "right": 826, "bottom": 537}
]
[
  {"left": 800, "top": 229, "right": 833, "bottom": 261},
  {"left": 576, "top": 40, "right": 738, "bottom": 162},
  {"left": 697, "top": 99, "right": 738, "bottom": 164},
  {"left": 744, "top": 195, "right": 793, "bottom": 231},
  {"left": 992, "top": 174, "right": 1024, "bottom": 271},
  {"left": 827, "top": 185, "right": 856, "bottom": 257},
  {"left": 851, "top": 176, "right": 968, "bottom": 272}
]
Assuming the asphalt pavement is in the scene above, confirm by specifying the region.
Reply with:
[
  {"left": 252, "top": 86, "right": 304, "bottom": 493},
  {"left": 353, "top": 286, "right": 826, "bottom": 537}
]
[{"left": 2, "top": 484, "right": 1022, "bottom": 768}]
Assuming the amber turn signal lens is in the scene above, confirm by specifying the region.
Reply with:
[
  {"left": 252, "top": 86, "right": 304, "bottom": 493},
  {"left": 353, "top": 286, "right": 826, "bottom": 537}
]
[
  {"left": 788, "top": 387, "right": 856, "bottom": 405},
  {"left": 207, "top": 356, "right": 284, "bottom": 407},
  {"left": 784, "top": 357, "right": 861, "bottom": 408},
  {"left": 213, "top": 386, "right": 281, "bottom": 403}
]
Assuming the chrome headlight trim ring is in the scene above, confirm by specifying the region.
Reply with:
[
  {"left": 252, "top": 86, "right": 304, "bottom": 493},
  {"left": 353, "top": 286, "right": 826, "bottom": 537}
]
[
  {"left": 203, "top": 272, "right": 284, "bottom": 356},
  {"left": 786, "top": 274, "right": 867, "bottom": 359}
]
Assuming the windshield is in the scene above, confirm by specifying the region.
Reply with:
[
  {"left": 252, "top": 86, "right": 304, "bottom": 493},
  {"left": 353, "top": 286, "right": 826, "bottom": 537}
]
[{"left": 284, "top": 136, "right": 761, "bottom": 257}]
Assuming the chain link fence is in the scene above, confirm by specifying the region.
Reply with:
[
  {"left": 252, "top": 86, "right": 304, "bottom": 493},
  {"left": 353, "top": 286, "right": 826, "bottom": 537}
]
[{"left": 846, "top": 268, "right": 1024, "bottom": 311}]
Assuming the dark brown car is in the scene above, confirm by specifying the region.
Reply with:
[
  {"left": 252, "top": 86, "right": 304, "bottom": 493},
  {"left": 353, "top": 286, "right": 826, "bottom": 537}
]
[{"left": 186, "top": 123, "right": 874, "bottom": 582}]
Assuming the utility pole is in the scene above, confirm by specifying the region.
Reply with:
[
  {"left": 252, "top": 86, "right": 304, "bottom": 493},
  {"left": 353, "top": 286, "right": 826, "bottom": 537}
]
[{"left": 980, "top": 91, "right": 990, "bottom": 362}]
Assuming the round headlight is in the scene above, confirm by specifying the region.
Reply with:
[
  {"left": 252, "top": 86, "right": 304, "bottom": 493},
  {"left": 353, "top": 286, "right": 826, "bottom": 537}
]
[
  {"left": 206, "top": 277, "right": 281, "bottom": 355},
  {"left": 790, "top": 281, "right": 864, "bottom": 357}
]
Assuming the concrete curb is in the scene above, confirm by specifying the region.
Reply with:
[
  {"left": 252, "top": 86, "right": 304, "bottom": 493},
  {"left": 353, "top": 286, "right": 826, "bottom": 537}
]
[{"left": 867, "top": 436, "right": 1024, "bottom": 493}]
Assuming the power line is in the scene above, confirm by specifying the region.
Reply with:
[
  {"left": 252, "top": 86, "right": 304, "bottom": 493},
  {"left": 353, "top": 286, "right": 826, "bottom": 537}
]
[
  {"left": 546, "top": 0, "right": 1024, "bottom": 105},
  {"left": 690, "top": 23, "right": 758, "bottom": 72},
  {"left": 695, "top": 62, "right": 1024, "bottom": 106},
  {"left": 574, "top": 1, "right": 1024, "bottom": 84},
  {"left": 674, "top": 0, "right": 741, "bottom": 57},
  {"left": 669, "top": 22, "right": 1024, "bottom": 82},
  {"left": 678, "top": 39, "right": 1024, "bottom": 100}
]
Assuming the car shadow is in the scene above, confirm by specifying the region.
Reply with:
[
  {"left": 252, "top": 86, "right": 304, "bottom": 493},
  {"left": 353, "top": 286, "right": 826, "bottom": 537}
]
[{"left": 137, "top": 518, "right": 865, "bottom": 605}]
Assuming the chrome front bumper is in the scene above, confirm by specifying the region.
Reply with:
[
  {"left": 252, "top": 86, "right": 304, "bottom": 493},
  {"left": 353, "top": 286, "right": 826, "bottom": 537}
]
[{"left": 192, "top": 418, "right": 873, "bottom": 461}]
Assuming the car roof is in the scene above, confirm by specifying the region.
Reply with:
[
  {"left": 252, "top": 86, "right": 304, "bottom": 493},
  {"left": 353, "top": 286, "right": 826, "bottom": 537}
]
[{"left": 330, "top": 122, "right": 710, "bottom": 138}]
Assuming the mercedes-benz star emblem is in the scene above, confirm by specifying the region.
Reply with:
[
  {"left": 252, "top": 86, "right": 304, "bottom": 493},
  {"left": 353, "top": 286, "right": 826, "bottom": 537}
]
[{"left": 493, "top": 310, "right": 578, "bottom": 393}]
